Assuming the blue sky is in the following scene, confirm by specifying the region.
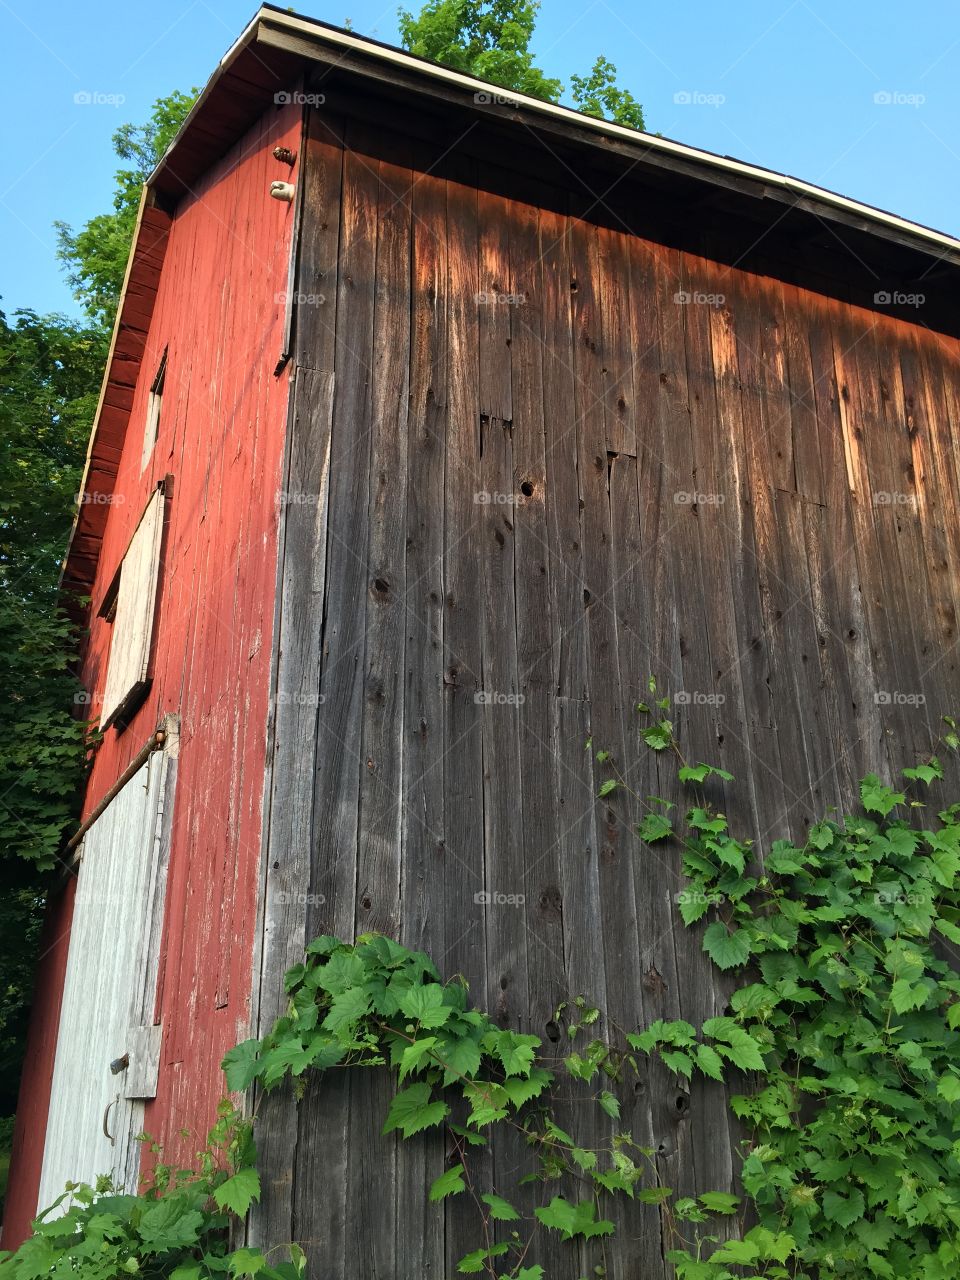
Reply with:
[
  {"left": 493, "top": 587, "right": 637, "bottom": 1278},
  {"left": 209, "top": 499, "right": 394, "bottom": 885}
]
[{"left": 1, "top": 0, "right": 958, "bottom": 320}]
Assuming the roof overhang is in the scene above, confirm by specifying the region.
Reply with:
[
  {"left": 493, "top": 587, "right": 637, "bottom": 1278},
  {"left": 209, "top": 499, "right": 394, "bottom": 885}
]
[{"left": 152, "top": 5, "right": 960, "bottom": 270}]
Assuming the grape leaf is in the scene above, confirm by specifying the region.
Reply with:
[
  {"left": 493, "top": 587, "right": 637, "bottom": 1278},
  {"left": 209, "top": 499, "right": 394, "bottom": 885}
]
[
  {"left": 535, "top": 1196, "right": 615, "bottom": 1240},
  {"left": 399, "top": 984, "right": 452, "bottom": 1029},
  {"left": 699, "top": 1191, "right": 739, "bottom": 1215},
  {"left": 694, "top": 1043, "right": 725, "bottom": 1080},
  {"left": 702, "top": 922, "right": 752, "bottom": 971},
  {"left": 213, "top": 1168, "right": 261, "bottom": 1218},
  {"left": 382, "top": 1084, "right": 450, "bottom": 1138},
  {"left": 637, "top": 812, "right": 674, "bottom": 842},
  {"left": 228, "top": 1249, "right": 266, "bottom": 1277},
  {"left": 860, "top": 775, "right": 904, "bottom": 817},
  {"left": 823, "top": 1187, "right": 865, "bottom": 1227},
  {"left": 458, "top": 1244, "right": 510, "bottom": 1273},
  {"left": 481, "top": 1193, "right": 520, "bottom": 1221},
  {"left": 138, "top": 1200, "right": 205, "bottom": 1251},
  {"left": 429, "top": 1165, "right": 465, "bottom": 1201},
  {"left": 598, "top": 1089, "right": 621, "bottom": 1119},
  {"left": 221, "top": 1040, "right": 262, "bottom": 1092}
]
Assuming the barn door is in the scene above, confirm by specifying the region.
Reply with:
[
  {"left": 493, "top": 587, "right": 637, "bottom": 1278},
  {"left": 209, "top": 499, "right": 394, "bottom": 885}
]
[{"left": 37, "top": 730, "right": 176, "bottom": 1210}]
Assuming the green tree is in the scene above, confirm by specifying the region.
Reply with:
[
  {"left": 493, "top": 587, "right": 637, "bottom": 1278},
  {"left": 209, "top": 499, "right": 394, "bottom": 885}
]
[
  {"left": 398, "top": 0, "right": 644, "bottom": 128},
  {"left": 54, "top": 89, "right": 197, "bottom": 326},
  {"left": 570, "top": 54, "right": 644, "bottom": 130},
  {"left": 0, "top": 306, "right": 102, "bottom": 1148},
  {"left": 0, "top": 90, "right": 196, "bottom": 1193}
]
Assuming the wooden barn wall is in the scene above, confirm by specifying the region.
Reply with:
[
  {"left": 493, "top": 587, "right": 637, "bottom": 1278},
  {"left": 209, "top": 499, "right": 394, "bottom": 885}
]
[
  {"left": 256, "top": 106, "right": 960, "bottom": 1278},
  {"left": 3, "top": 101, "right": 301, "bottom": 1246}
]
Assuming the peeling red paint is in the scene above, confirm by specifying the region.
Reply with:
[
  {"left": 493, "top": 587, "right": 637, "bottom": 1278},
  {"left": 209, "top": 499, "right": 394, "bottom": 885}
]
[{"left": 2, "top": 101, "right": 300, "bottom": 1247}]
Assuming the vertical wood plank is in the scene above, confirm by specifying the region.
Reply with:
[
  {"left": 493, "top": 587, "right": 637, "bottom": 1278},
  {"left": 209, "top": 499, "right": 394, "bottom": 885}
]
[
  {"left": 442, "top": 162, "right": 489, "bottom": 1274},
  {"left": 397, "top": 156, "right": 449, "bottom": 1278},
  {"left": 347, "top": 138, "right": 414, "bottom": 1280},
  {"left": 254, "top": 105, "right": 343, "bottom": 1259}
]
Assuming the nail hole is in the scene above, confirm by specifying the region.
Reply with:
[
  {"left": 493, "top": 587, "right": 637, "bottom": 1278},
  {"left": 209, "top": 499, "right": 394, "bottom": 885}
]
[{"left": 520, "top": 480, "right": 535, "bottom": 498}]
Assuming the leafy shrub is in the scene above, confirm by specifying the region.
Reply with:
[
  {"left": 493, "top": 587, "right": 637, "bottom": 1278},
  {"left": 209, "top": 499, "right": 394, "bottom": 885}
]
[{"left": 0, "top": 1104, "right": 301, "bottom": 1280}]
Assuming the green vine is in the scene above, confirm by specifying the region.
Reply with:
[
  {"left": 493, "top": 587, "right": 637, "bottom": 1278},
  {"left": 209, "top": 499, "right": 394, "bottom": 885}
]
[
  {"left": 7, "top": 686, "right": 960, "bottom": 1279},
  {"left": 602, "top": 682, "right": 960, "bottom": 1278}
]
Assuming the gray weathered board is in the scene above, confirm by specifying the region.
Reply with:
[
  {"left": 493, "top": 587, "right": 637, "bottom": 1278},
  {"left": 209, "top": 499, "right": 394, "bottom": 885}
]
[{"left": 253, "top": 104, "right": 960, "bottom": 1277}]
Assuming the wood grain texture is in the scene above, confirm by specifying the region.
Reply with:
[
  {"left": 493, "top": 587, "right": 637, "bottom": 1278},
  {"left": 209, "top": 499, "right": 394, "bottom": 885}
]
[
  {"left": 213, "top": 119, "right": 960, "bottom": 1277},
  {"left": 99, "top": 487, "right": 165, "bottom": 725},
  {"left": 18, "top": 78, "right": 960, "bottom": 1271},
  {"left": 37, "top": 751, "right": 168, "bottom": 1209}
]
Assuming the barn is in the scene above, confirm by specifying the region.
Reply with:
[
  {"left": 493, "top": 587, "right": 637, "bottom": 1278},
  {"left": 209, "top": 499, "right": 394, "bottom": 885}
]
[{"left": 6, "top": 6, "right": 960, "bottom": 1275}]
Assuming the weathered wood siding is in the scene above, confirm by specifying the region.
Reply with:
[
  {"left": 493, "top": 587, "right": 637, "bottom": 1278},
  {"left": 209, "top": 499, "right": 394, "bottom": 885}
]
[
  {"left": 37, "top": 749, "right": 170, "bottom": 1208},
  {"left": 257, "top": 107, "right": 960, "bottom": 1277},
  {"left": 3, "top": 102, "right": 301, "bottom": 1246}
]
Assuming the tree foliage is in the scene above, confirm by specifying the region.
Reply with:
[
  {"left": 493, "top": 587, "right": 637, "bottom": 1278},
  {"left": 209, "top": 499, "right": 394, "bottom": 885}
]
[
  {"left": 54, "top": 90, "right": 196, "bottom": 326},
  {"left": 398, "top": 0, "right": 644, "bottom": 128},
  {"left": 0, "top": 90, "right": 195, "bottom": 1149},
  {"left": 0, "top": 306, "right": 103, "bottom": 1113},
  {"left": 570, "top": 54, "right": 645, "bottom": 130}
]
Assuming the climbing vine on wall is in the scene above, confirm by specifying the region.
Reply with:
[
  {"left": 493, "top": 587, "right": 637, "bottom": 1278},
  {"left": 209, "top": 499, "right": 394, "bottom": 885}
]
[
  {"left": 599, "top": 686, "right": 960, "bottom": 1278},
  {"left": 223, "top": 683, "right": 960, "bottom": 1278},
  {"left": 6, "top": 685, "right": 960, "bottom": 1279}
]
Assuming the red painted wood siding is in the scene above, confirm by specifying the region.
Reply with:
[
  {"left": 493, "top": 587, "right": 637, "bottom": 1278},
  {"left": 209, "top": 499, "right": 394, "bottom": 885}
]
[{"left": 3, "top": 101, "right": 300, "bottom": 1246}]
